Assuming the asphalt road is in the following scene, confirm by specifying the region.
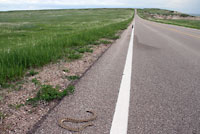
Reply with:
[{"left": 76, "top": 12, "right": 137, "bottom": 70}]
[
  {"left": 33, "top": 12, "right": 200, "bottom": 134},
  {"left": 128, "top": 14, "right": 200, "bottom": 134}
]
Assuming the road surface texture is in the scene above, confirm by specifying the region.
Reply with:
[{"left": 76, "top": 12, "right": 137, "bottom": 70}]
[
  {"left": 128, "top": 14, "right": 200, "bottom": 134},
  {"left": 33, "top": 11, "right": 200, "bottom": 134}
]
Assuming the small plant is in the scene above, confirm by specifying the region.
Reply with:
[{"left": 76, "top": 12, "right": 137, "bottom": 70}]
[
  {"left": 76, "top": 47, "right": 93, "bottom": 53},
  {"left": 0, "top": 95, "right": 3, "bottom": 101},
  {"left": 36, "top": 85, "right": 63, "bottom": 101},
  {"left": 26, "top": 85, "right": 75, "bottom": 106},
  {"left": 93, "top": 41, "right": 100, "bottom": 45},
  {"left": 67, "top": 53, "right": 82, "bottom": 60},
  {"left": 32, "top": 78, "right": 41, "bottom": 86},
  {"left": 15, "top": 104, "right": 25, "bottom": 109},
  {"left": 67, "top": 85, "right": 75, "bottom": 93},
  {"left": 66, "top": 75, "right": 80, "bottom": 81},
  {"left": 62, "top": 69, "right": 69, "bottom": 73},
  {"left": 8, "top": 103, "right": 24, "bottom": 110},
  {"left": 14, "top": 85, "right": 23, "bottom": 91},
  {"left": 100, "top": 40, "right": 112, "bottom": 44},
  {"left": 65, "top": 49, "right": 82, "bottom": 60},
  {"left": 55, "top": 85, "right": 61, "bottom": 89},
  {"left": 0, "top": 83, "right": 14, "bottom": 89},
  {"left": 109, "top": 35, "right": 120, "bottom": 39},
  {"left": 27, "top": 69, "right": 39, "bottom": 76},
  {"left": 0, "top": 111, "right": 6, "bottom": 121},
  {"left": 16, "top": 80, "right": 25, "bottom": 85}
]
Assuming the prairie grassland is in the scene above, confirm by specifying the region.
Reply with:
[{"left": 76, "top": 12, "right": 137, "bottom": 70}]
[
  {"left": 138, "top": 8, "right": 200, "bottom": 30},
  {"left": 0, "top": 9, "right": 134, "bottom": 85}
]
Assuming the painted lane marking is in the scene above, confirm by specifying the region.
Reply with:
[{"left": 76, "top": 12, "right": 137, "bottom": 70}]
[{"left": 110, "top": 24, "right": 135, "bottom": 134}]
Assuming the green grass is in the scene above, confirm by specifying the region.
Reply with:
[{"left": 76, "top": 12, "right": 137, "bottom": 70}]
[
  {"left": 138, "top": 8, "right": 200, "bottom": 30},
  {"left": 0, "top": 9, "right": 134, "bottom": 85}
]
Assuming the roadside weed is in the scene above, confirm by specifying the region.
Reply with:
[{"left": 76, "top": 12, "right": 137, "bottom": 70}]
[
  {"left": 76, "top": 47, "right": 93, "bottom": 53},
  {"left": 0, "top": 95, "right": 4, "bottom": 101},
  {"left": 32, "top": 78, "right": 41, "bottom": 86},
  {"left": 66, "top": 75, "right": 80, "bottom": 81},
  {"left": 27, "top": 70, "right": 39, "bottom": 76},
  {"left": 8, "top": 103, "right": 25, "bottom": 110},
  {"left": 67, "top": 52, "right": 82, "bottom": 60},
  {"left": 26, "top": 84, "right": 75, "bottom": 106},
  {"left": 109, "top": 35, "right": 120, "bottom": 40},
  {"left": 100, "top": 40, "right": 112, "bottom": 44},
  {"left": 62, "top": 69, "right": 69, "bottom": 73},
  {"left": 0, "top": 111, "right": 6, "bottom": 122}
]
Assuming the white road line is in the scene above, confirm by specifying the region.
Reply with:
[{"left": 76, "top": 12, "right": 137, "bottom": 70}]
[{"left": 110, "top": 23, "right": 135, "bottom": 134}]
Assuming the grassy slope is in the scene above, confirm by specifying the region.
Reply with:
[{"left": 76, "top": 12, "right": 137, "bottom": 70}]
[
  {"left": 138, "top": 8, "right": 200, "bottom": 30},
  {"left": 0, "top": 9, "right": 134, "bottom": 84}
]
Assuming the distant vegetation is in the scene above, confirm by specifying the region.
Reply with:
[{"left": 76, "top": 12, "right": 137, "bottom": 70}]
[
  {"left": 138, "top": 8, "right": 193, "bottom": 18},
  {"left": 138, "top": 8, "right": 200, "bottom": 30},
  {"left": 0, "top": 9, "right": 134, "bottom": 85}
]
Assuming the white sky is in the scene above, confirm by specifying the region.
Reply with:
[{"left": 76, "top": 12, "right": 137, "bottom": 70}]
[{"left": 0, "top": 0, "right": 199, "bottom": 14}]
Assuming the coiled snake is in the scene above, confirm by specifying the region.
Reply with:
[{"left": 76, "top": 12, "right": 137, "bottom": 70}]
[{"left": 58, "top": 111, "right": 97, "bottom": 132}]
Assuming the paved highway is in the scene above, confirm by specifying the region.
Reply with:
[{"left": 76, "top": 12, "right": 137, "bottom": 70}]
[
  {"left": 129, "top": 14, "right": 200, "bottom": 134},
  {"left": 33, "top": 11, "right": 200, "bottom": 134}
]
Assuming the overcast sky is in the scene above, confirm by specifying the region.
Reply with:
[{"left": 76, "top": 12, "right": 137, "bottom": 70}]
[{"left": 0, "top": 0, "right": 199, "bottom": 14}]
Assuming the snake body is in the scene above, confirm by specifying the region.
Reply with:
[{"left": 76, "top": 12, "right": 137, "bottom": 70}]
[{"left": 58, "top": 111, "right": 97, "bottom": 132}]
